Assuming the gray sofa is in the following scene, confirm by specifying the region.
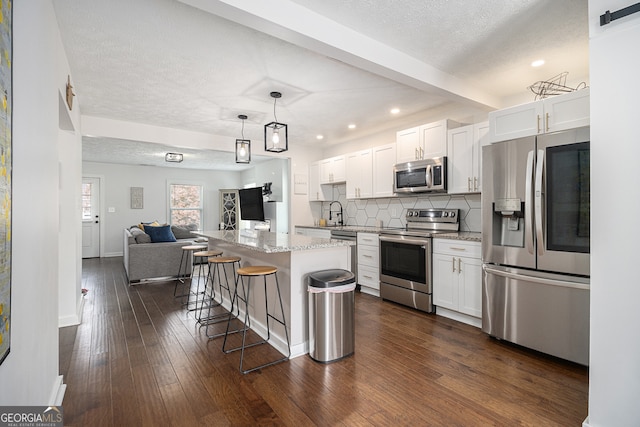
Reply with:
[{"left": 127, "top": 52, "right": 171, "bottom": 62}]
[{"left": 123, "top": 225, "right": 204, "bottom": 284}]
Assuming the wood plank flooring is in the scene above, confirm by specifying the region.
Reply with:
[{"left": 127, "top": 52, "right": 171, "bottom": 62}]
[{"left": 60, "top": 257, "right": 588, "bottom": 426}]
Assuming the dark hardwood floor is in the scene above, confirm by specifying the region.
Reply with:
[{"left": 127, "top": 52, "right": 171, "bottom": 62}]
[{"left": 60, "top": 257, "right": 588, "bottom": 426}]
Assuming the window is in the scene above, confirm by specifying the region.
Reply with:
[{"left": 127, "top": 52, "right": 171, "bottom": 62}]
[
  {"left": 169, "top": 183, "right": 203, "bottom": 229},
  {"left": 81, "top": 182, "right": 93, "bottom": 220}
]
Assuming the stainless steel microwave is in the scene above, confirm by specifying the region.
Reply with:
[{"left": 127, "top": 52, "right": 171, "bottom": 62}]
[{"left": 393, "top": 157, "right": 447, "bottom": 194}]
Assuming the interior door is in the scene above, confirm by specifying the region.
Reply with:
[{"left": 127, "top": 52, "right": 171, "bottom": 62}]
[{"left": 82, "top": 177, "right": 100, "bottom": 258}]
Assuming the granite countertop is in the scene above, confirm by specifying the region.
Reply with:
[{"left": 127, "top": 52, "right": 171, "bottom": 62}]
[
  {"left": 295, "top": 225, "right": 482, "bottom": 242},
  {"left": 194, "top": 230, "right": 354, "bottom": 253},
  {"left": 295, "top": 224, "right": 395, "bottom": 233},
  {"left": 433, "top": 231, "right": 482, "bottom": 242}
]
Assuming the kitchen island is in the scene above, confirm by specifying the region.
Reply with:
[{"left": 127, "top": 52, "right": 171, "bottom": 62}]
[{"left": 194, "top": 230, "right": 353, "bottom": 358}]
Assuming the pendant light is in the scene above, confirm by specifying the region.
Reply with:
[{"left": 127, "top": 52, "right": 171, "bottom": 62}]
[
  {"left": 235, "top": 114, "right": 251, "bottom": 164},
  {"left": 264, "top": 91, "right": 288, "bottom": 153}
]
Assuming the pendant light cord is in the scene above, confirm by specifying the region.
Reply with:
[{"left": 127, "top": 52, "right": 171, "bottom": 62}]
[{"left": 273, "top": 97, "right": 278, "bottom": 123}]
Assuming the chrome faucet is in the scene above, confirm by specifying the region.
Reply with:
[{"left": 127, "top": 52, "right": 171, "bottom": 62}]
[{"left": 329, "top": 201, "right": 344, "bottom": 226}]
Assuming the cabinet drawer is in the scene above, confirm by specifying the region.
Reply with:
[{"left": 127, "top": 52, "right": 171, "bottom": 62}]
[
  {"left": 433, "top": 239, "right": 480, "bottom": 258},
  {"left": 358, "top": 265, "right": 379, "bottom": 290},
  {"left": 358, "top": 246, "right": 379, "bottom": 267},
  {"left": 357, "top": 232, "right": 379, "bottom": 246}
]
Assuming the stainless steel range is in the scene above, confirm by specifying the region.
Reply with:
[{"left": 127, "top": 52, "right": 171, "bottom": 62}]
[{"left": 379, "top": 208, "right": 459, "bottom": 313}]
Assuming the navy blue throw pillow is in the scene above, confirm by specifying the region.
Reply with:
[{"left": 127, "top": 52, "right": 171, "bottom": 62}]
[{"left": 145, "top": 224, "right": 177, "bottom": 243}]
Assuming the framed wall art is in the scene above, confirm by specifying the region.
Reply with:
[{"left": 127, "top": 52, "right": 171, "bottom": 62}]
[
  {"left": 130, "top": 187, "right": 143, "bottom": 209},
  {"left": 0, "top": 0, "right": 12, "bottom": 365}
]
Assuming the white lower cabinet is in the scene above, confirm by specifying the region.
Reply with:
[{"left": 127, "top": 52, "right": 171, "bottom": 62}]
[
  {"left": 432, "top": 238, "right": 482, "bottom": 327},
  {"left": 357, "top": 232, "right": 379, "bottom": 296}
]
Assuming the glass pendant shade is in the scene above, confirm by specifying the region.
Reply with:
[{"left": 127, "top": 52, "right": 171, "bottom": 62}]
[
  {"left": 235, "top": 114, "right": 251, "bottom": 164},
  {"left": 264, "top": 91, "right": 288, "bottom": 153},
  {"left": 235, "top": 139, "right": 251, "bottom": 163},
  {"left": 264, "top": 121, "right": 288, "bottom": 152}
]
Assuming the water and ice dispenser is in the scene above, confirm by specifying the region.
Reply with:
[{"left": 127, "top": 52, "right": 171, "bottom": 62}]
[{"left": 491, "top": 198, "right": 525, "bottom": 248}]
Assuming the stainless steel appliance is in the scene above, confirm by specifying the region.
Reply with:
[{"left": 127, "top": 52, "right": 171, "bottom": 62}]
[
  {"left": 393, "top": 157, "right": 447, "bottom": 194},
  {"left": 330, "top": 229, "right": 357, "bottom": 281},
  {"left": 482, "top": 126, "right": 590, "bottom": 365},
  {"left": 379, "top": 208, "right": 459, "bottom": 312}
]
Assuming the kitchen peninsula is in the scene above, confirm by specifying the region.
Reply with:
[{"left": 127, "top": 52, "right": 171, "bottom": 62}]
[{"left": 194, "top": 230, "right": 353, "bottom": 358}]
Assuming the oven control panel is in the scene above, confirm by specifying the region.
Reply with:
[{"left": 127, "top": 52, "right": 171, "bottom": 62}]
[{"left": 406, "top": 208, "right": 459, "bottom": 223}]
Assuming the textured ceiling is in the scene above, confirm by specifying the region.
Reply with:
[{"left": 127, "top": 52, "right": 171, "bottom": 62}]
[{"left": 53, "top": 0, "right": 589, "bottom": 170}]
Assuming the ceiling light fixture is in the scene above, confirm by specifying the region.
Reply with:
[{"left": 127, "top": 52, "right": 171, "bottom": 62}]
[
  {"left": 390, "top": 108, "right": 400, "bottom": 114},
  {"left": 264, "top": 91, "right": 288, "bottom": 153},
  {"left": 348, "top": 124, "right": 356, "bottom": 129},
  {"left": 316, "top": 135, "right": 324, "bottom": 140},
  {"left": 235, "top": 114, "right": 251, "bottom": 164},
  {"left": 165, "top": 152, "right": 183, "bottom": 163},
  {"left": 531, "top": 59, "right": 545, "bottom": 67}
]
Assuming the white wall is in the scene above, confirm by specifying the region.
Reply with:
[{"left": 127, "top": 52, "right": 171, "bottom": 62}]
[
  {"left": 587, "top": 1, "right": 640, "bottom": 425},
  {"left": 0, "top": 2, "right": 64, "bottom": 405},
  {"left": 82, "top": 162, "right": 243, "bottom": 256}
]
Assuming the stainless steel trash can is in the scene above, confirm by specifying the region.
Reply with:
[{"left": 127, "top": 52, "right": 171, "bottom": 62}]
[{"left": 308, "top": 269, "right": 356, "bottom": 363}]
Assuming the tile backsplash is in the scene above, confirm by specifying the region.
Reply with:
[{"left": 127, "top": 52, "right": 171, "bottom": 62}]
[{"left": 317, "top": 184, "right": 481, "bottom": 232}]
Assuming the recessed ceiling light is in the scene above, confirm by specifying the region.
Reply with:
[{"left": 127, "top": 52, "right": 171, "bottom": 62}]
[
  {"left": 531, "top": 59, "right": 545, "bottom": 67},
  {"left": 390, "top": 108, "right": 400, "bottom": 114},
  {"left": 316, "top": 135, "right": 324, "bottom": 140},
  {"left": 348, "top": 124, "right": 356, "bottom": 129}
]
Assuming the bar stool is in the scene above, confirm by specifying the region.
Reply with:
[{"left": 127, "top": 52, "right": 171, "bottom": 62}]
[
  {"left": 186, "top": 249, "right": 223, "bottom": 311},
  {"left": 173, "top": 244, "right": 207, "bottom": 300},
  {"left": 222, "top": 265, "right": 291, "bottom": 374},
  {"left": 199, "top": 256, "right": 241, "bottom": 338}
]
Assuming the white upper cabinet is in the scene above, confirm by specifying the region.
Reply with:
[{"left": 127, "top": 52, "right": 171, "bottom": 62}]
[
  {"left": 488, "top": 88, "right": 590, "bottom": 143},
  {"left": 396, "top": 119, "right": 460, "bottom": 163},
  {"left": 372, "top": 143, "right": 396, "bottom": 198},
  {"left": 346, "top": 149, "right": 373, "bottom": 199},
  {"left": 320, "top": 155, "right": 346, "bottom": 184},
  {"left": 308, "top": 161, "right": 329, "bottom": 201},
  {"left": 447, "top": 122, "right": 489, "bottom": 194}
]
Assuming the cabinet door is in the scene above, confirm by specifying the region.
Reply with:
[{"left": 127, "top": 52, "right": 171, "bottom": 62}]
[
  {"left": 458, "top": 256, "right": 482, "bottom": 318},
  {"left": 488, "top": 100, "right": 543, "bottom": 143},
  {"left": 544, "top": 87, "right": 590, "bottom": 133},
  {"left": 331, "top": 155, "right": 346, "bottom": 182},
  {"left": 372, "top": 143, "right": 396, "bottom": 198},
  {"left": 345, "top": 152, "right": 359, "bottom": 199},
  {"left": 308, "top": 161, "right": 327, "bottom": 201},
  {"left": 346, "top": 149, "right": 372, "bottom": 199},
  {"left": 447, "top": 125, "right": 474, "bottom": 194},
  {"left": 472, "top": 122, "right": 490, "bottom": 193},
  {"left": 396, "top": 126, "right": 420, "bottom": 163},
  {"left": 358, "top": 264, "right": 379, "bottom": 290},
  {"left": 358, "top": 245, "right": 379, "bottom": 268},
  {"left": 421, "top": 119, "right": 457, "bottom": 159},
  {"left": 432, "top": 252, "right": 457, "bottom": 311}
]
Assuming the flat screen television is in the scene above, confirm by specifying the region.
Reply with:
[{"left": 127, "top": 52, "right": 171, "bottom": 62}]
[{"left": 238, "top": 187, "right": 265, "bottom": 221}]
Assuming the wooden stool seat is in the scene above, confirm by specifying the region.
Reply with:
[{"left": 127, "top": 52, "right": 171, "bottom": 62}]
[
  {"left": 237, "top": 266, "right": 278, "bottom": 276},
  {"left": 209, "top": 256, "right": 241, "bottom": 264},
  {"left": 193, "top": 250, "right": 223, "bottom": 258}
]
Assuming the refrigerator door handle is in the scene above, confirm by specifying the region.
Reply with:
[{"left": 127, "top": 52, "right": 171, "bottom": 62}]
[
  {"left": 483, "top": 265, "right": 590, "bottom": 291},
  {"left": 534, "top": 149, "right": 545, "bottom": 256},
  {"left": 525, "top": 150, "right": 535, "bottom": 255}
]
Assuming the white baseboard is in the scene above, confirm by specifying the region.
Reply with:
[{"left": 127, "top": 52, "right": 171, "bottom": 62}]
[
  {"left": 359, "top": 287, "right": 380, "bottom": 297},
  {"left": 582, "top": 416, "right": 591, "bottom": 427},
  {"left": 104, "top": 251, "right": 123, "bottom": 258},
  {"left": 435, "top": 306, "right": 482, "bottom": 328},
  {"left": 58, "top": 295, "right": 85, "bottom": 327},
  {"left": 49, "top": 375, "right": 66, "bottom": 406}
]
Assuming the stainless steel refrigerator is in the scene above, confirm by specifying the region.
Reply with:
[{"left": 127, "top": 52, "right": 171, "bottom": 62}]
[{"left": 482, "top": 126, "right": 590, "bottom": 365}]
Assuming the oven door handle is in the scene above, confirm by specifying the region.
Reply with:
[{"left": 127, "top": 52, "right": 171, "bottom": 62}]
[{"left": 379, "top": 235, "right": 429, "bottom": 247}]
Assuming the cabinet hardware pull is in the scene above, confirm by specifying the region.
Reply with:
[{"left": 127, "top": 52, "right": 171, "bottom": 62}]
[
  {"left": 415, "top": 147, "right": 419, "bottom": 160},
  {"left": 545, "top": 112, "right": 550, "bottom": 132},
  {"left": 537, "top": 115, "right": 541, "bottom": 133},
  {"left": 474, "top": 177, "right": 478, "bottom": 192},
  {"left": 449, "top": 247, "right": 466, "bottom": 251},
  {"left": 458, "top": 257, "right": 462, "bottom": 273},
  {"left": 363, "top": 275, "right": 372, "bottom": 279},
  {"left": 452, "top": 257, "right": 456, "bottom": 272},
  {"left": 468, "top": 177, "right": 472, "bottom": 191}
]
